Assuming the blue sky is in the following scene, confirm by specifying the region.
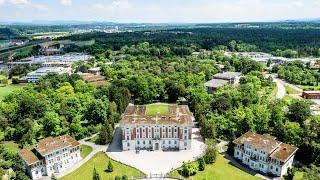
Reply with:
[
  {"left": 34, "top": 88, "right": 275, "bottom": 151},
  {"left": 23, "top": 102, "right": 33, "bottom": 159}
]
[{"left": 1, "top": 0, "right": 320, "bottom": 23}]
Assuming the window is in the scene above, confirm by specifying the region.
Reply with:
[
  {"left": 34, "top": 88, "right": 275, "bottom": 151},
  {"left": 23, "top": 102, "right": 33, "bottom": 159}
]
[
  {"left": 184, "top": 142, "right": 187, "bottom": 146},
  {"left": 276, "top": 168, "right": 278, "bottom": 172},
  {"left": 271, "top": 165, "right": 273, "bottom": 169},
  {"left": 175, "top": 141, "right": 177, "bottom": 144},
  {"left": 137, "top": 141, "right": 140, "bottom": 145},
  {"left": 143, "top": 141, "right": 145, "bottom": 145},
  {"left": 169, "top": 141, "right": 171, "bottom": 144},
  {"left": 149, "top": 140, "right": 152, "bottom": 145},
  {"left": 127, "top": 142, "right": 130, "bottom": 147}
]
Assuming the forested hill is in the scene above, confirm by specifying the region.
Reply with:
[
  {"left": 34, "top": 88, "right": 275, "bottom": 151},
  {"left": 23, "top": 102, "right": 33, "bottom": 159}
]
[
  {"left": 0, "top": 27, "right": 24, "bottom": 40},
  {"left": 64, "top": 28, "right": 320, "bottom": 57}
]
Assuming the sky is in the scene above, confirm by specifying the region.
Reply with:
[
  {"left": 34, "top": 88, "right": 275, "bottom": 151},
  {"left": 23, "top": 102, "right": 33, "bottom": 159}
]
[{"left": 0, "top": 0, "right": 320, "bottom": 23}]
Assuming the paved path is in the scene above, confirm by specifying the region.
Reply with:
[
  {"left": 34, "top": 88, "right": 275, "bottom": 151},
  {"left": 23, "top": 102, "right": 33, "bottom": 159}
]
[{"left": 55, "top": 134, "right": 108, "bottom": 179}]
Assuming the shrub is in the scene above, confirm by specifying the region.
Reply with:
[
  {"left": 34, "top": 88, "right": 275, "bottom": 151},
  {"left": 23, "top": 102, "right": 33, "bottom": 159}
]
[
  {"left": 203, "top": 139, "right": 218, "bottom": 164},
  {"left": 181, "top": 161, "right": 197, "bottom": 177},
  {"left": 198, "top": 157, "right": 205, "bottom": 171},
  {"left": 107, "top": 160, "right": 113, "bottom": 172}
]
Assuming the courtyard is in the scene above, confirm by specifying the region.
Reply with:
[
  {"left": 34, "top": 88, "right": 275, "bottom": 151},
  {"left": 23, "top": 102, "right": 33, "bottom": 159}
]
[{"left": 106, "top": 127, "right": 205, "bottom": 177}]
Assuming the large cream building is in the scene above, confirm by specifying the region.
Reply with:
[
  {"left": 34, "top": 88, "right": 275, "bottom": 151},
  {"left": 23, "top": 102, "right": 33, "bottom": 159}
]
[
  {"left": 120, "top": 104, "right": 194, "bottom": 151},
  {"left": 233, "top": 132, "right": 298, "bottom": 177},
  {"left": 19, "top": 135, "right": 81, "bottom": 179}
]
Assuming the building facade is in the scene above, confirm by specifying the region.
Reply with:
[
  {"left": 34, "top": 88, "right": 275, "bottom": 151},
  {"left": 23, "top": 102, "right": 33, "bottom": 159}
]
[
  {"left": 120, "top": 104, "right": 194, "bottom": 151},
  {"left": 19, "top": 135, "right": 81, "bottom": 180},
  {"left": 233, "top": 132, "right": 298, "bottom": 177}
]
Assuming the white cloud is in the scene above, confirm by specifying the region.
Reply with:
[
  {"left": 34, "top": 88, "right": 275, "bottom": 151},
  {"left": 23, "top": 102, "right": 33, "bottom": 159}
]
[
  {"left": 292, "top": 1, "right": 304, "bottom": 7},
  {"left": 314, "top": 0, "right": 320, "bottom": 6},
  {"left": 60, "top": 0, "right": 72, "bottom": 6},
  {"left": 0, "top": 0, "right": 5, "bottom": 6},
  {"left": 9, "top": 0, "right": 28, "bottom": 5},
  {"left": 92, "top": 0, "right": 132, "bottom": 10}
]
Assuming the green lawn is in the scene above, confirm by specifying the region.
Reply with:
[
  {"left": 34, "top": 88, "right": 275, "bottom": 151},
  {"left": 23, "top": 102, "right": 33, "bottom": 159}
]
[
  {"left": 0, "top": 84, "right": 26, "bottom": 101},
  {"left": 145, "top": 103, "right": 169, "bottom": 116},
  {"left": 61, "top": 152, "right": 145, "bottom": 180},
  {"left": 87, "top": 135, "right": 99, "bottom": 144},
  {"left": 285, "top": 85, "right": 300, "bottom": 94},
  {"left": 80, "top": 145, "right": 93, "bottom": 158},
  {"left": 168, "top": 154, "right": 259, "bottom": 180},
  {"left": 0, "top": 141, "right": 20, "bottom": 152},
  {"left": 293, "top": 171, "right": 305, "bottom": 180},
  {"left": 298, "top": 85, "right": 320, "bottom": 91}
]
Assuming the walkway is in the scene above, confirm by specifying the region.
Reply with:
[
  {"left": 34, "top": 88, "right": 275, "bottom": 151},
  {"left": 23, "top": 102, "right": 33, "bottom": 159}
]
[{"left": 55, "top": 134, "right": 108, "bottom": 179}]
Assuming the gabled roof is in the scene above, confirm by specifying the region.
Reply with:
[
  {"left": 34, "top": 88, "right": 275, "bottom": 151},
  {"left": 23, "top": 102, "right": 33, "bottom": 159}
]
[
  {"left": 19, "top": 147, "right": 41, "bottom": 165},
  {"left": 233, "top": 132, "right": 281, "bottom": 153},
  {"left": 270, "top": 143, "right": 298, "bottom": 163},
  {"left": 233, "top": 132, "right": 298, "bottom": 163}
]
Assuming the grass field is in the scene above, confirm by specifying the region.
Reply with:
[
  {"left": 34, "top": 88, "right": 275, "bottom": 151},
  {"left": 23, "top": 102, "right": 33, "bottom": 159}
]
[
  {"left": 0, "top": 141, "right": 20, "bottom": 152},
  {"left": 61, "top": 152, "right": 145, "bottom": 180},
  {"left": 299, "top": 85, "right": 320, "bottom": 91},
  {"left": 80, "top": 145, "right": 93, "bottom": 158},
  {"left": 285, "top": 85, "right": 300, "bottom": 94},
  {"left": 293, "top": 171, "right": 305, "bottom": 180},
  {"left": 0, "top": 84, "right": 26, "bottom": 101},
  {"left": 145, "top": 103, "right": 169, "bottom": 116},
  {"left": 168, "top": 154, "right": 259, "bottom": 180}
]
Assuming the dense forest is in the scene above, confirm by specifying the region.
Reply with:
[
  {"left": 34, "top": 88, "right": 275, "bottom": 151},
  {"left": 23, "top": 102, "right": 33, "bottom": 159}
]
[{"left": 63, "top": 28, "right": 320, "bottom": 57}]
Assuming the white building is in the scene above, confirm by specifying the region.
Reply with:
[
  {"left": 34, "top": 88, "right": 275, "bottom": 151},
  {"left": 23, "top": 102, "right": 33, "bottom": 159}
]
[
  {"left": 233, "top": 132, "right": 298, "bottom": 177},
  {"left": 26, "top": 67, "right": 71, "bottom": 83},
  {"left": 19, "top": 135, "right": 81, "bottom": 180},
  {"left": 120, "top": 104, "right": 194, "bottom": 151}
]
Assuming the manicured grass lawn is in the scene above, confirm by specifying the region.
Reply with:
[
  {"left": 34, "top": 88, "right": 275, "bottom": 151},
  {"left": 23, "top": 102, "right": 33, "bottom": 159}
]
[
  {"left": 80, "top": 145, "right": 93, "bottom": 158},
  {"left": 285, "top": 85, "right": 300, "bottom": 94},
  {"left": 87, "top": 135, "right": 99, "bottom": 144},
  {"left": 145, "top": 103, "right": 169, "bottom": 116},
  {"left": 0, "top": 141, "right": 20, "bottom": 152},
  {"left": 61, "top": 152, "right": 145, "bottom": 180},
  {"left": 168, "top": 154, "right": 259, "bottom": 180},
  {"left": 293, "top": 171, "right": 305, "bottom": 180},
  {"left": 0, "top": 84, "right": 26, "bottom": 101}
]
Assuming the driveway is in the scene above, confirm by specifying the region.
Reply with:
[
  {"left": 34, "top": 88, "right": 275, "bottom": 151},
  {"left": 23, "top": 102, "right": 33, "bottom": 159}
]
[{"left": 106, "top": 128, "right": 205, "bottom": 177}]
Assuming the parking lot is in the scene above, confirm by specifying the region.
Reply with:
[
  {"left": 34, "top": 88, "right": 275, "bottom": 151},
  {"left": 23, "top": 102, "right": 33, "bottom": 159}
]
[{"left": 106, "top": 128, "right": 205, "bottom": 176}]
